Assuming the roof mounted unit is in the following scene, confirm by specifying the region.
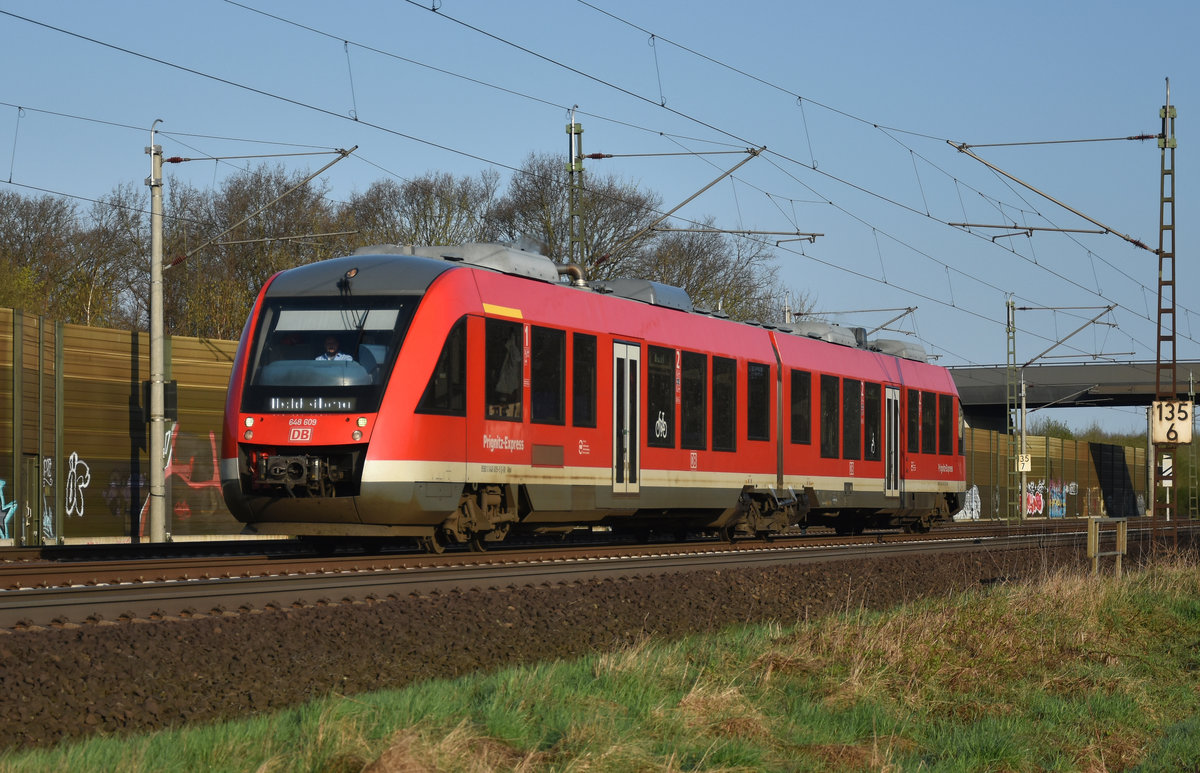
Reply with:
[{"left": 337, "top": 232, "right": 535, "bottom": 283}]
[
  {"left": 782, "top": 320, "right": 860, "bottom": 348},
  {"left": 590, "top": 278, "right": 694, "bottom": 312},
  {"left": 871, "top": 338, "right": 928, "bottom": 362},
  {"left": 354, "top": 242, "right": 561, "bottom": 283},
  {"left": 693, "top": 305, "right": 729, "bottom": 319}
]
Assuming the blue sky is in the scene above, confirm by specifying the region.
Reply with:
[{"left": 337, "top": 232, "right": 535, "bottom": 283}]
[{"left": 2, "top": 0, "right": 1197, "bottom": 431}]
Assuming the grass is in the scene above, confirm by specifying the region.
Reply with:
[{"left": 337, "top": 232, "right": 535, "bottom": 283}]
[{"left": 3, "top": 555, "right": 1199, "bottom": 772}]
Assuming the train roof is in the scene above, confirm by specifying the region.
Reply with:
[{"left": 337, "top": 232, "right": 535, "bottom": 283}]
[
  {"left": 274, "top": 242, "right": 930, "bottom": 363},
  {"left": 265, "top": 252, "right": 452, "bottom": 297}
]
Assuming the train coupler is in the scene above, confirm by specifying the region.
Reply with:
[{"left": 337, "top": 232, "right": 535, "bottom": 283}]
[{"left": 252, "top": 452, "right": 349, "bottom": 497}]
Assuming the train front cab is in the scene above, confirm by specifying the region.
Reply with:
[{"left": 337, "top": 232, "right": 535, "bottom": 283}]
[{"left": 220, "top": 253, "right": 460, "bottom": 536}]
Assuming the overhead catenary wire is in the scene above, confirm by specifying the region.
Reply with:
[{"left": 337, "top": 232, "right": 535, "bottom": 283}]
[
  {"left": 13, "top": 4, "right": 1164, "bottom": 346},
  {"left": 949, "top": 141, "right": 1155, "bottom": 253},
  {"left": 0, "top": 5, "right": 1184, "bottom": 366},
  {"left": 165, "top": 145, "right": 358, "bottom": 269},
  {"left": 162, "top": 150, "right": 347, "bottom": 163},
  {"left": 10, "top": 91, "right": 1157, "bottom": 362}
]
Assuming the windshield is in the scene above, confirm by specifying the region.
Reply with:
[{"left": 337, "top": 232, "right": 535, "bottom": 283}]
[{"left": 240, "top": 296, "right": 418, "bottom": 413}]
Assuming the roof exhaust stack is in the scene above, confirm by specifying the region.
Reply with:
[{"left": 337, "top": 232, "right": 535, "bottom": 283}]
[{"left": 557, "top": 263, "right": 586, "bottom": 286}]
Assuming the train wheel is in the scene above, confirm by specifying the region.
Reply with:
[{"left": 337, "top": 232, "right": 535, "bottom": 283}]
[
  {"left": 468, "top": 532, "right": 488, "bottom": 552},
  {"left": 904, "top": 517, "right": 932, "bottom": 534},
  {"left": 421, "top": 533, "right": 446, "bottom": 554}
]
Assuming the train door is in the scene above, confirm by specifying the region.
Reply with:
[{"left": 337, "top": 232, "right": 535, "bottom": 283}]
[
  {"left": 612, "top": 341, "right": 640, "bottom": 494},
  {"left": 885, "top": 386, "right": 901, "bottom": 497}
]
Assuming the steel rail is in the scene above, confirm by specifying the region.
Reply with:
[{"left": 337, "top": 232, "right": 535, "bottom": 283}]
[{"left": 0, "top": 529, "right": 1102, "bottom": 629}]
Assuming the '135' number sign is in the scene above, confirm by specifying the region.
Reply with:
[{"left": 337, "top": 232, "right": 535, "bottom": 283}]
[{"left": 1151, "top": 400, "right": 1194, "bottom": 444}]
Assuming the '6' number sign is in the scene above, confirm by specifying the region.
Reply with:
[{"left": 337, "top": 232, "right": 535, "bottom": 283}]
[{"left": 1151, "top": 400, "right": 1194, "bottom": 444}]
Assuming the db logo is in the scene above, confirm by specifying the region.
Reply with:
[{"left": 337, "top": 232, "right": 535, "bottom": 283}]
[{"left": 289, "top": 427, "right": 313, "bottom": 442}]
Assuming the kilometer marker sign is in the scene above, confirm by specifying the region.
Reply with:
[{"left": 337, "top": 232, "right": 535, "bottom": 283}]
[{"left": 1151, "top": 400, "right": 1194, "bottom": 445}]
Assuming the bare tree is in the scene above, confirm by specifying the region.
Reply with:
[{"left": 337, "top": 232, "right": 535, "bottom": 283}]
[
  {"left": 487, "top": 154, "right": 806, "bottom": 320},
  {"left": 629, "top": 222, "right": 803, "bottom": 322},
  {"left": 66, "top": 183, "right": 149, "bottom": 328},
  {"left": 488, "top": 153, "right": 661, "bottom": 280},
  {"left": 163, "top": 164, "right": 340, "bottom": 339},
  {"left": 0, "top": 190, "right": 78, "bottom": 314},
  {"left": 0, "top": 158, "right": 808, "bottom": 336},
  {"left": 345, "top": 171, "right": 500, "bottom": 247}
]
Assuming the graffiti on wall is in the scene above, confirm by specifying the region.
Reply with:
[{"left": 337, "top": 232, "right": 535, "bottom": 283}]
[
  {"left": 104, "top": 470, "right": 146, "bottom": 520},
  {"left": 1025, "top": 479, "right": 1078, "bottom": 518},
  {"left": 40, "top": 456, "right": 54, "bottom": 541},
  {"left": 0, "top": 481, "right": 16, "bottom": 539},
  {"left": 0, "top": 455, "right": 91, "bottom": 542},
  {"left": 64, "top": 451, "right": 92, "bottom": 518}
]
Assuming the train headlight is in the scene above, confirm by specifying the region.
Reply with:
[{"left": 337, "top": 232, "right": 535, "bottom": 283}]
[
  {"left": 244, "top": 417, "right": 254, "bottom": 427},
  {"left": 244, "top": 429, "right": 254, "bottom": 440},
  {"left": 356, "top": 417, "right": 368, "bottom": 428},
  {"left": 352, "top": 430, "right": 363, "bottom": 441}
]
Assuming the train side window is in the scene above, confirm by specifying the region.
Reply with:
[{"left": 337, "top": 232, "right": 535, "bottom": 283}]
[
  {"left": 531, "top": 326, "right": 565, "bottom": 425},
  {"left": 789, "top": 369, "right": 812, "bottom": 445},
  {"left": 906, "top": 389, "right": 920, "bottom": 453},
  {"left": 864, "top": 382, "right": 881, "bottom": 461},
  {"left": 572, "top": 332, "right": 597, "bottom": 428},
  {"left": 647, "top": 345, "right": 675, "bottom": 448},
  {"left": 747, "top": 362, "right": 771, "bottom": 441},
  {"left": 416, "top": 317, "right": 467, "bottom": 416},
  {"left": 921, "top": 391, "right": 937, "bottom": 454},
  {"left": 485, "top": 318, "right": 524, "bottom": 421},
  {"left": 842, "top": 378, "right": 861, "bottom": 460},
  {"left": 712, "top": 356, "right": 737, "bottom": 452},
  {"left": 938, "top": 393, "right": 953, "bottom": 455},
  {"left": 820, "top": 374, "right": 840, "bottom": 459},
  {"left": 681, "top": 351, "right": 707, "bottom": 450}
]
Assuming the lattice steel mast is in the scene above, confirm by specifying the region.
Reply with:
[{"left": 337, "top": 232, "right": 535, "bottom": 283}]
[
  {"left": 1005, "top": 298, "right": 1020, "bottom": 521},
  {"left": 1153, "top": 79, "right": 1179, "bottom": 535}
]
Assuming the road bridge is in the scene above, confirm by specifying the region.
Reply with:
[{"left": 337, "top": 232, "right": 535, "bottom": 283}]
[{"left": 949, "top": 361, "right": 1200, "bottom": 432}]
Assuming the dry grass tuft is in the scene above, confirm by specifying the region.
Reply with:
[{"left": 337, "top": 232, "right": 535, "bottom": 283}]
[
  {"left": 676, "top": 682, "right": 770, "bottom": 741},
  {"left": 1072, "top": 731, "right": 1147, "bottom": 773},
  {"left": 362, "top": 722, "right": 543, "bottom": 773},
  {"left": 359, "top": 730, "right": 433, "bottom": 773},
  {"left": 752, "top": 652, "right": 821, "bottom": 683},
  {"left": 744, "top": 562, "right": 1158, "bottom": 713},
  {"left": 801, "top": 734, "right": 914, "bottom": 773},
  {"left": 591, "top": 636, "right": 656, "bottom": 679}
]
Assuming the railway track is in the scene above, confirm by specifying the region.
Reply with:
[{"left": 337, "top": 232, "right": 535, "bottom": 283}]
[{"left": 0, "top": 520, "right": 1155, "bottom": 630}]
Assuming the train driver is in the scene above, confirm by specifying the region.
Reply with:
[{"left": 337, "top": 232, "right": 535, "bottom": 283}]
[{"left": 316, "top": 335, "right": 353, "bottom": 362}]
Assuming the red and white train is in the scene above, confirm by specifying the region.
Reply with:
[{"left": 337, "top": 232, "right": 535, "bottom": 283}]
[{"left": 220, "top": 243, "right": 965, "bottom": 550}]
